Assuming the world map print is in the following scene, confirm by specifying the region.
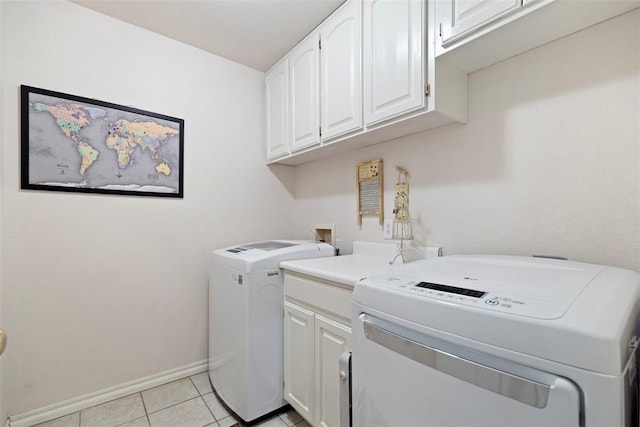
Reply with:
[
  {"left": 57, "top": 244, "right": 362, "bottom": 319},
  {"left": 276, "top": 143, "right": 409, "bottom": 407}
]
[{"left": 22, "top": 86, "right": 184, "bottom": 197}]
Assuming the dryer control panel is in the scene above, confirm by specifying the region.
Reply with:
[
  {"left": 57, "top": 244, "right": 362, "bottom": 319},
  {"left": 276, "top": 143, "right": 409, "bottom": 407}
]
[
  {"left": 379, "top": 277, "right": 569, "bottom": 319},
  {"left": 359, "top": 255, "right": 610, "bottom": 320}
]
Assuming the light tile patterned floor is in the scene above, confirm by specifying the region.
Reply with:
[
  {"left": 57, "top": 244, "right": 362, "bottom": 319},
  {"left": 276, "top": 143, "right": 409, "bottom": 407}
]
[{"left": 33, "top": 372, "right": 310, "bottom": 427}]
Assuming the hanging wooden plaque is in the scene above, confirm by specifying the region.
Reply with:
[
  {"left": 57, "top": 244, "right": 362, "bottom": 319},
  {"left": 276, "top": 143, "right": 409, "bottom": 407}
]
[{"left": 356, "top": 159, "right": 383, "bottom": 225}]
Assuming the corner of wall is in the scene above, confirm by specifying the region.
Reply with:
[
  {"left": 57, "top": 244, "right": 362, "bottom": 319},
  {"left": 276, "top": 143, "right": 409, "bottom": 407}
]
[{"left": 0, "top": 0, "right": 6, "bottom": 422}]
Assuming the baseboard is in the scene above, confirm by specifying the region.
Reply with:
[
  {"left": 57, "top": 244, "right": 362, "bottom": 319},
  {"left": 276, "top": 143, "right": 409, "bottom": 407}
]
[{"left": 9, "top": 360, "right": 207, "bottom": 427}]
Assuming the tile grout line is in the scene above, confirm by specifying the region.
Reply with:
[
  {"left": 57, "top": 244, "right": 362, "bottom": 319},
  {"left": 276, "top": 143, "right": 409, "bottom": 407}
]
[
  {"left": 189, "top": 375, "right": 220, "bottom": 423},
  {"left": 188, "top": 376, "right": 201, "bottom": 396},
  {"left": 197, "top": 394, "right": 217, "bottom": 425},
  {"left": 138, "top": 392, "right": 151, "bottom": 427},
  {"left": 139, "top": 392, "right": 149, "bottom": 416},
  {"left": 142, "top": 378, "right": 202, "bottom": 417},
  {"left": 145, "top": 395, "right": 201, "bottom": 416}
]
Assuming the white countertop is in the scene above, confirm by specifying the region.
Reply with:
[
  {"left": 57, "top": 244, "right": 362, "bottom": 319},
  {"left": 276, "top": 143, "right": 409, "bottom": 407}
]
[
  {"left": 280, "top": 241, "right": 442, "bottom": 287},
  {"left": 280, "top": 254, "right": 396, "bottom": 286}
]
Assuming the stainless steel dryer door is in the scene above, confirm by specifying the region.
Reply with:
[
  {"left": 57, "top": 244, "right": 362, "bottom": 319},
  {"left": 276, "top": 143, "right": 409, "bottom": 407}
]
[{"left": 352, "top": 313, "right": 582, "bottom": 427}]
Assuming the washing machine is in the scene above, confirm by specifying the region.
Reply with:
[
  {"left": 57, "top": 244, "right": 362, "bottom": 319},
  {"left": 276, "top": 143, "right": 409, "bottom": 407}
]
[
  {"left": 350, "top": 255, "right": 640, "bottom": 426},
  {"left": 208, "top": 240, "right": 333, "bottom": 424}
]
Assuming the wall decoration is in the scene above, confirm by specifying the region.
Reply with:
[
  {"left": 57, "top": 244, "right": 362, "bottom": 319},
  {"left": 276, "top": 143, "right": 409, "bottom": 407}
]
[
  {"left": 21, "top": 85, "right": 184, "bottom": 198},
  {"left": 356, "top": 159, "right": 383, "bottom": 225},
  {"left": 390, "top": 165, "right": 413, "bottom": 264}
]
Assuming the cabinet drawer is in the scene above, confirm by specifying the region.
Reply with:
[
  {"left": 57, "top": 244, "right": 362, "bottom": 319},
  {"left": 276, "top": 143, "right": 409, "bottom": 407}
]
[{"left": 284, "top": 272, "right": 352, "bottom": 321}]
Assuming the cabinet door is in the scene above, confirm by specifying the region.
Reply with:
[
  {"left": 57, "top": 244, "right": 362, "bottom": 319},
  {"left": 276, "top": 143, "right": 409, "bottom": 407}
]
[
  {"left": 320, "top": 0, "right": 362, "bottom": 140},
  {"left": 290, "top": 35, "right": 320, "bottom": 152},
  {"left": 284, "top": 301, "right": 315, "bottom": 423},
  {"left": 363, "top": 0, "right": 425, "bottom": 126},
  {"left": 315, "top": 315, "right": 351, "bottom": 427},
  {"left": 265, "top": 59, "right": 289, "bottom": 160},
  {"left": 441, "top": 0, "right": 522, "bottom": 47}
]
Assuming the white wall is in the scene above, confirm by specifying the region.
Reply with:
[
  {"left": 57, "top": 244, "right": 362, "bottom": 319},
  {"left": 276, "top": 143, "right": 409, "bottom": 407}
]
[
  {"left": 294, "top": 10, "right": 640, "bottom": 272},
  {"left": 0, "top": 0, "right": 5, "bottom": 424},
  {"left": 1, "top": 0, "right": 296, "bottom": 415}
]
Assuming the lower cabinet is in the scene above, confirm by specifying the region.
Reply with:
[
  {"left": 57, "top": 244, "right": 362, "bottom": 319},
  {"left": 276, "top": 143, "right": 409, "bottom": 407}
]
[
  {"left": 283, "top": 273, "right": 352, "bottom": 427},
  {"left": 314, "top": 315, "right": 351, "bottom": 427},
  {"left": 284, "top": 301, "right": 315, "bottom": 421}
]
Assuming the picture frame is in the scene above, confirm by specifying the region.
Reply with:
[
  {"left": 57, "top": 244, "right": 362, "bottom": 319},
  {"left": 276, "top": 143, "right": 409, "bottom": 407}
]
[{"left": 21, "top": 85, "right": 184, "bottom": 198}]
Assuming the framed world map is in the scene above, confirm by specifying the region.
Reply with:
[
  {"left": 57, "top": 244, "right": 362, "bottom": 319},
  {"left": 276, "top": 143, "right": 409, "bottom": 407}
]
[{"left": 21, "top": 85, "right": 184, "bottom": 198}]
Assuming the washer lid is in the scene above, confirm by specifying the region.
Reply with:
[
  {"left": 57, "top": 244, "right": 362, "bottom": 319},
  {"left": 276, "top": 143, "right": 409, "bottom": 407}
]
[
  {"left": 227, "top": 240, "right": 298, "bottom": 253},
  {"left": 213, "top": 240, "right": 334, "bottom": 273}
]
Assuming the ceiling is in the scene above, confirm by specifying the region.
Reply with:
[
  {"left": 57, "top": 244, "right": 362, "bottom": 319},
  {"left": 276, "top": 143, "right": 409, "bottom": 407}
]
[{"left": 71, "top": 0, "right": 344, "bottom": 72}]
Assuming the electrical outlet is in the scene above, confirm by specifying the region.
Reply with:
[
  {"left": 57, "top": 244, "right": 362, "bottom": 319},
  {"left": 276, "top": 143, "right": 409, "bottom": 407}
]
[{"left": 383, "top": 219, "right": 393, "bottom": 240}]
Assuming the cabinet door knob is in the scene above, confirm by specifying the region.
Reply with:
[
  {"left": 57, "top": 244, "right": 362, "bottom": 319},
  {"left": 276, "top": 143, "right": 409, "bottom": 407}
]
[{"left": 339, "top": 371, "right": 346, "bottom": 381}]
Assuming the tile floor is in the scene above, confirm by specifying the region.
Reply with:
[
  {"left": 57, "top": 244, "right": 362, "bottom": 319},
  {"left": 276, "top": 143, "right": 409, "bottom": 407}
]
[{"left": 33, "top": 372, "right": 309, "bottom": 427}]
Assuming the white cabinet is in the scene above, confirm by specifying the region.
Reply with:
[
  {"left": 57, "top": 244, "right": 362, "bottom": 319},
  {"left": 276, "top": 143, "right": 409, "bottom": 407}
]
[
  {"left": 436, "top": 0, "right": 639, "bottom": 73},
  {"left": 283, "top": 272, "right": 352, "bottom": 427},
  {"left": 266, "top": 0, "right": 362, "bottom": 160},
  {"left": 320, "top": 0, "right": 362, "bottom": 140},
  {"left": 284, "top": 301, "right": 315, "bottom": 421},
  {"left": 290, "top": 35, "right": 320, "bottom": 152},
  {"left": 266, "top": 0, "right": 468, "bottom": 165},
  {"left": 265, "top": 58, "right": 289, "bottom": 160},
  {"left": 440, "top": 0, "right": 522, "bottom": 47},
  {"left": 314, "top": 315, "right": 351, "bottom": 427},
  {"left": 363, "top": 0, "right": 425, "bottom": 125}
]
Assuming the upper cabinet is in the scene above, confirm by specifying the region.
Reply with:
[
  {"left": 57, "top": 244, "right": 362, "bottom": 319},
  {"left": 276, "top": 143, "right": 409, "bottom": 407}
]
[
  {"left": 440, "top": 0, "right": 522, "bottom": 47},
  {"left": 266, "top": 0, "right": 363, "bottom": 161},
  {"left": 364, "top": 0, "right": 425, "bottom": 125},
  {"left": 290, "top": 35, "right": 321, "bottom": 152},
  {"left": 436, "top": 0, "right": 640, "bottom": 73},
  {"left": 265, "top": 58, "right": 289, "bottom": 160},
  {"left": 321, "top": 0, "right": 363, "bottom": 140},
  {"left": 266, "top": 0, "right": 468, "bottom": 165}
]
